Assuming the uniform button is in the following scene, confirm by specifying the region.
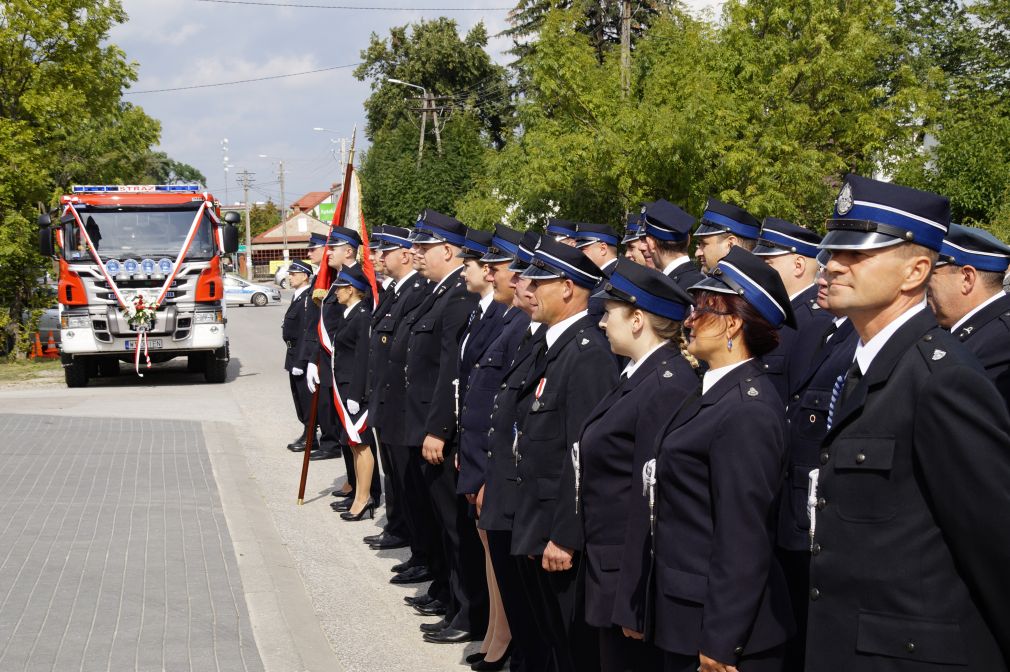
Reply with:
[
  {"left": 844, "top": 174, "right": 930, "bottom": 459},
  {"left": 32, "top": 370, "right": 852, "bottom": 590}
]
[
  {"left": 487, "top": 451, "right": 492, "bottom": 458},
  {"left": 489, "top": 428, "right": 495, "bottom": 435},
  {"left": 816, "top": 497, "right": 826, "bottom": 510},
  {"left": 493, "top": 404, "right": 499, "bottom": 411},
  {"left": 811, "top": 543, "right": 821, "bottom": 555},
  {"left": 855, "top": 453, "right": 866, "bottom": 464},
  {"left": 474, "top": 364, "right": 480, "bottom": 368},
  {"left": 792, "top": 394, "right": 800, "bottom": 401},
  {"left": 733, "top": 646, "right": 744, "bottom": 656},
  {"left": 809, "top": 587, "right": 820, "bottom": 601},
  {"left": 905, "top": 641, "right": 916, "bottom": 653},
  {"left": 500, "top": 383, "right": 507, "bottom": 390},
  {"left": 763, "top": 363, "right": 769, "bottom": 369},
  {"left": 820, "top": 452, "right": 829, "bottom": 465},
  {"left": 516, "top": 477, "right": 523, "bottom": 485}
]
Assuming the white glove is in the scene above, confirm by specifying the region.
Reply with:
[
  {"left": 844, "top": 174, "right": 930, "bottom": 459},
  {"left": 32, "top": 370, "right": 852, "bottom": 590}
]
[
  {"left": 291, "top": 367, "right": 304, "bottom": 376},
  {"left": 346, "top": 399, "right": 360, "bottom": 415},
  {"left": 306, "top": 363, "right": 319, "bottom": 393}
]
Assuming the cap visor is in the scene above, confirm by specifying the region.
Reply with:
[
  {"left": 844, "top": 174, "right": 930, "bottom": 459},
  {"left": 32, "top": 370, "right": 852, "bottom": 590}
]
[
  {"left": 687, "top": 274, "right": 737, "bottom": 295},
  {"left": 591, "top": 287, "right": 627, "bottom": 303},
  {"left": 819, "top": 230, "right": 905, "bottom": 251},
  {"left": 520, "top": 265, "right": 562, "bottom": 281},
  {"left": 507, "top": 259, "right": 530, "bottom": 273},
  {"left": 480, "top": 252, "right": 514, "bottom": 264},
  {"left": 693, "top": 222, "right": 730, "bottom": 237},
  {"left": 752, "top": 243, "right": 789, "bottom": 257},
  {"left": 455, "top": 249, "right": 482, "bottom": 260},
  {"left": 410, "top": 231, "right": 440, "bottom": 244}
]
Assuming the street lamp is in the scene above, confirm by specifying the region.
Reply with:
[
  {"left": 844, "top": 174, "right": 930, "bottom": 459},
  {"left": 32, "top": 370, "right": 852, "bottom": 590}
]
[
  {"left": 258, "top": 154, "right": 289, "bottom": 260},
  {"left": 386, "top": 77, "right": 426, "bottom": 95},
  {"left": 385, "top": 77, "right": 434, "bottom": 165}
]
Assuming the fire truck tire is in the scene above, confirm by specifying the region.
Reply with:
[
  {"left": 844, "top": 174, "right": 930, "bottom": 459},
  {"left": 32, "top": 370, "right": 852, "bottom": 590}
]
[
  {"left": 204, "top": 349, "right": 228, "bottom": 383},
  {"left": 98, "top": 357, "right": 120, "bottom": 377},
  {"left": 251, "top": 292, "right": 268, "bottom": 307},
  {"left": 64, "top": 359, "right": 89, "bottom": 388},
  {"left": 187, "top": 354, "right": 206, "bottom": 373}
]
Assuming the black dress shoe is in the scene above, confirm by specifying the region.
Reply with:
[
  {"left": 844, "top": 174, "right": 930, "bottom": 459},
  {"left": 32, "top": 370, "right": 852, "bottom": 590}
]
[
  {"left": 330, "top": 500, "right": 352, "bottom": 512},
  {"left": 369, "top": 535, "right": 409, "bottom": 550},
  {"left": 332, "top": 489, "right": 355, "bottom": 498},
  {"left": 308, "top": 449, "right": 339, "bottom": 461},
  {"left": 413, "top": 600, "right": 446, "bottom": 617},
  {"left": 465, "top": 652, "right": 486, "bottom": 665},
  {"left": 423, "top": 628, "right": 474, "bottom": 644},
  {"left": 471, "top": 643, "right": 512, "bottom": 670},
  {"left": 403, "top": 593, "right": 436, "bottom": 607},
  {"left": 391, "top": 558, "right": 420, "bottom": 574},
  {"left": 363, "top": 532, "right": 385, "bottom": 544},
  {"left": 419, "top": 618, "right": 449, "bottom": 633},
  {"left": 390, "top": 566, "right": 433, "bottom": 585},
  {"left": 340, "top": 498, "right": 376, "bottom": 521},
  {"left": 287, "top": 437, "right": 306, "bottom": 451}
]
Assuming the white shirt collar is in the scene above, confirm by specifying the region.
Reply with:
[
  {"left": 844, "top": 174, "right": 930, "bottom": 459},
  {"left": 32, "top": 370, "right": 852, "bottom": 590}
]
[
  {"left": 621, "top": 341, "right": 669, "bottom": 380},
  {"left": 545, "top": 310, "right": 588, "bottom": 350},
  {"left": 702, "top": 358, "right": 753, "bottom": 395},
  {"left": 529, "top": 321, "right": 543, "bottom": 334},
  {"left": 478, "top": 291, "right": 494, "bottom": 317},
  {"left": 381, "top": 276, "right": 394, "bottom": 290},
  {"left": 342, "top": 299, "right": 361, "bottom": 318},
  {"left": 950, "top": 291, "right": 1006, "bottom": 334},
  {"left": 293, "top": 284, "right": 310, "bottom": 300},
  {"left": 433, "top": 266, "right": 464, "bottom": 293},
  {"left": 662, "top": 255, "right": 691, "bottom": 275},
  {"left": 789, "top": 283, "right": 816, "bottom": 302},
  {"left": 853, "top": 300, "right": 927, "bottom": 375},
  {"left": 601, "top": 257, "right": 619, "bottom": 273},
  {"left": 393, "top": 269, "right": 418, "bottom": 294}
]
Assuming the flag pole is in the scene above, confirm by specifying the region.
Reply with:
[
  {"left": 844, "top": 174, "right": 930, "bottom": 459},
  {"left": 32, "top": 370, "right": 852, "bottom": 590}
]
[{"left": 298, "top": 126, "right": 358, "bottom": 504}]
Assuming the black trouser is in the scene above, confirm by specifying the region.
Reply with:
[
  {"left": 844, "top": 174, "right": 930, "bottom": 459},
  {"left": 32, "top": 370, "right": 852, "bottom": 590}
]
[
  {"left": 486, "top": 529, "right": 549, "bottom": 672},
  {"left": 516, "top": 553, "right": 599, "bottom": 672},
  {"left": 423, "top": 442, "right": 487, "bottom": 634},
  {"left": 598, "top": 625, "right": 662, "bottom": 672},
  {"left": 404, "top": 444, "right": 449, "bottom": 604},
  {"left": 776, "top": 547, "right": 810, "bottom": 672},
  {"left": 315, "top": 384, "right": 341, "bottom": 454},
  {"left": 374, "top": 429, "right": 410, "bottom": 541},
  {"left": 663, "top": 645, "right": 785, "bottom": 672},
  {"left": 288, "top": 371, "right": 311, "bottom": 428}
]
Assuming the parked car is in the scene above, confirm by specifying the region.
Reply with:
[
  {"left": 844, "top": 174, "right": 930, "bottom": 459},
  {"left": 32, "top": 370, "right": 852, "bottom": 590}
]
[
  {"left": 274, "top": 261, "right": 318, "bottom": 288},
  {"left": 224, "top": 275, "right": 282, "bottom": 306}
]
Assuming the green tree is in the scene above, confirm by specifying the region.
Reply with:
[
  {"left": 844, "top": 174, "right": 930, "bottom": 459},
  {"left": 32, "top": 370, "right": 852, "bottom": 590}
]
[
  {"left": 249, "top": 200, "right": 281, "bottom": 238},
  {"left": 359, "top": 114, "right": 490, "bottom": 229},
  {"left": 354, "top": 18, "right": 513, "bottom": 147},
  {"left": 140, "top": 150, "right": 208, "bottom": 185}
]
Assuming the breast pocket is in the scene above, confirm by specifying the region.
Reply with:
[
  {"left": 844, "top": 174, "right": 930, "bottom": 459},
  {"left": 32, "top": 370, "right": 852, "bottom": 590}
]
[
  {"left": 830, "top": 438, "right": 897, "bottom": 523},
  {"left": 526, "top": 391, "right": 561, "bottom": 441},
  {"left": 796, "top": 387, "right": 831, "bottom": 440},
  {"left": 476, "top": 350, "right": 506, "bottom": 390}
]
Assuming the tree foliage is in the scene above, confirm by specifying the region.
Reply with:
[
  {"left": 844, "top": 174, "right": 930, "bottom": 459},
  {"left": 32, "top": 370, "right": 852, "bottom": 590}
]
[
  {"left": 354, "top": 18, "right": 513, "bottom": 148},
  {"left": 249, "top": 200, "right": 281, "bottom": 238}
]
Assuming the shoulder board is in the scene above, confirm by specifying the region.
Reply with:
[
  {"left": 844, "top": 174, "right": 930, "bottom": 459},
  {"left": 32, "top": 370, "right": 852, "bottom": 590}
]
[
  {"left": 739, "top": 376, "right": 763, "bottom": 401},
  {"left": 915, "top": 331, "right": 962, "bottom": 371},
  {"left": 999, "top": 310, "right": 1010, "bottom": 329},
  {"left": 575, "top": 328, "right": 596, "bottom": 350}
]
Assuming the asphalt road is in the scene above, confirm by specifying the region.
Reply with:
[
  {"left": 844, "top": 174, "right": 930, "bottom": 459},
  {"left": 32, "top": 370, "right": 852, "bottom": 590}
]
[{"left": 0, "top": 296, "right": 483, "bottom": 672}]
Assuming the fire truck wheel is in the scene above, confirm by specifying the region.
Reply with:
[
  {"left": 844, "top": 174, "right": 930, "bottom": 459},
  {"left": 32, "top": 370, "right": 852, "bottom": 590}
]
[
  {"left": 64, "top": 359, "right": 90, "bottom": 388},
  {"left": 204, "top": 348, "right": 228, "bottom": 383},
  {"left": 251, "top": 292, "right": 268, "bottom": 307}
]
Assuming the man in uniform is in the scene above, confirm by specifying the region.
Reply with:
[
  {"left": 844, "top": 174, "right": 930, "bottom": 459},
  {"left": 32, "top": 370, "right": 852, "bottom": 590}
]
[
  {"left": 364, "top": 225, "right": 428, "bottom": 552},
  {"left": 805, "top": 174, "right": 1010, "bottom": 671},
  {"left": 692, "top": 198, "right": 761, "bottom": 273},
  {"left": 573, "top": 221, "right": 620, "bottom": 325},
  {"left": 927, "top": 224, "right": 1010, "bottom": 408},
  {"left": 753, "top": 216, "right": 833, "bottom": 399},
  {"left": 622, "top": 214, "right": 655, "bottom": 268},
  {"left": 511, "top": 237, "right": 619, "bottom": 672},
  {"left": 403, "top": 210, "right": 481, "bottom": 644},
  {"left": 640, "top": 198, "right": 704, "bottom": 293},
  {"left": 547, "top": 218, "right": 580, "bottom": 246},
  {"left": 282, "top": 259, "right": 316, "bottom": 452}
]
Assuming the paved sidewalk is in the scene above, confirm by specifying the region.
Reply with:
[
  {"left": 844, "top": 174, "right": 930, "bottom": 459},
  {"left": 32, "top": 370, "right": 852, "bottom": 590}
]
[{"left": 0, "top": 413, "right": 264, "bottom": 672}]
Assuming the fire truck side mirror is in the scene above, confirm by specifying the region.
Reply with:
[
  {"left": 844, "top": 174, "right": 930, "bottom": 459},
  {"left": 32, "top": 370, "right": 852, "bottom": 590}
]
[
  {"left": 223, "top": 211, "right": 241, "bottom": 225},
  {"left": 38, "top": 213, "right": 51, "bottom": 227},
  {"left": 39, "top": 227, "right": 54, "bottom": 257},
  {"left": 222, "top": 224, "right": 240, "bottom": 254}
]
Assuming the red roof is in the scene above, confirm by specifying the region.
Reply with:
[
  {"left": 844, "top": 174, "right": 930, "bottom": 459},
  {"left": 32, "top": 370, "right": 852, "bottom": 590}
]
[{"left": 291, "top": 191, "right": 332, "bottom": 212}]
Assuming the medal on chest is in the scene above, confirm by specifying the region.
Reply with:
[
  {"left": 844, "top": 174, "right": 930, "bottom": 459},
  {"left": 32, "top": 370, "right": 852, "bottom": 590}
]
[{"left": 531, "top": 378, "right": 547, "bottom": 411}]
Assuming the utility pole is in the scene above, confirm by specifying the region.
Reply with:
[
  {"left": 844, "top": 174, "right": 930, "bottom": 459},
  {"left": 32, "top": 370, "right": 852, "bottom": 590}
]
[
  {"left": 620, "top": 0, "right": 631, "bottom": 97},
  {"left": 237, "top": 169, "right": 255, "bottom": 280},
  {"left": 417, "top": 93, "right": 428, "bottom": 168},
  {"left": 278, "top": 160, "right": 288, "bottom": 260},
  {"left": 431, "top": 93, "right": 443, "bottom": 156}
]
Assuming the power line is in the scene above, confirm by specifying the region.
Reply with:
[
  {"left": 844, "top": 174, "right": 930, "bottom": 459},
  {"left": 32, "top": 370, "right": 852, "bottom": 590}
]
[
  {"left": 189, "top": 0, "right": 511, "bottom": 10},
  {"left": 124, "top": 62, "right": 361, "bottom": 94}
]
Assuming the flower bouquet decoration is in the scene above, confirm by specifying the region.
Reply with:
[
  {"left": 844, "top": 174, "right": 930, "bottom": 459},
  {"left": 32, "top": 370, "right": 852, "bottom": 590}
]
[{"left": 121, "top": 293, "right": 158, "bottom": 376}]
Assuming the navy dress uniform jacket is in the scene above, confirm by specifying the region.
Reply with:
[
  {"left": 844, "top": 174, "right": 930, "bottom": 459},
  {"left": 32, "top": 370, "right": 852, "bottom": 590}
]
[
  {"left": 459, "top": 299, "right": 506, "bottom": 394},
  {"left": 578, "top": 343, "right": 698, "bottom": 629},
  {"left": 457, "top": 307, "right": 530, "bottom": 496},
  {"left": 402, "top": 274, "right": 479, "bottom": 446},
  {"left": 587, "top": 259, "right": 618, "bottom": 327},
  {"left": 477, "top": 325, "right": 544, "bottom": 533},
  {"left": 806, "top": 309, "right": 1010, "bottom": 671},
  {"left": 510, "top": 314, "right": 619, "bottom": 556},
  {"left": 762, "top": 284, "right": 833, "bottom": 401},
  {"left": 372, "top": 277, "right": 430, "bottom": 439},
  {"left": 666, "top": 259, "right": 705, "bottom": 296},
  {"left": 294, "top": 281, "right": 321, "bottom": 370},
  {"left": 301, "top": 284, "right": 343, "bottom": 390},
  {"left": 953, "top": 292, "right": 1010, "bottom": 410},
  {"left": 650, "top": 360, "right": 794, "bottom": 663},
  {"left": 282, "top": 287, "right": 313, "bottom": 372},
  {"left": 776, "top": 319, "right": 857, "bottom": 552},
  {"left": 331, "top": 301, "right": 371, "bottom": 412}
]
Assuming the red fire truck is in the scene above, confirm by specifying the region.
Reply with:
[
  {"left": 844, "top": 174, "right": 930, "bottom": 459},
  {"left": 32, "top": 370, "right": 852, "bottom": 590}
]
[{"left": 38, "top": 185, "right": 240, "bottom": 387}]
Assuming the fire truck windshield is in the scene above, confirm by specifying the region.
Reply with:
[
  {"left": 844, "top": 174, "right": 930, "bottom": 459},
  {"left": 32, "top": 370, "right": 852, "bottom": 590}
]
[{"left": 62, "top": 208, "right": 217, "bottom": 261}]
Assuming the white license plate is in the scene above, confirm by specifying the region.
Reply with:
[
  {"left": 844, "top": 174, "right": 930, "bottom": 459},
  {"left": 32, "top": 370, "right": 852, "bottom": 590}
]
[{"left": 124, "top": 339, "right": 162, "bottom": 350}]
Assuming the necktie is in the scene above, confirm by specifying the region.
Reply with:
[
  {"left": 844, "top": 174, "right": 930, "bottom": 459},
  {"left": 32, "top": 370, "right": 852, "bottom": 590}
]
[
  {"left": 839, "top": 358, "right": 862, "bottom": 407},
  {"left": 826, "top": 359, "right": 862, "bottom": 430}
]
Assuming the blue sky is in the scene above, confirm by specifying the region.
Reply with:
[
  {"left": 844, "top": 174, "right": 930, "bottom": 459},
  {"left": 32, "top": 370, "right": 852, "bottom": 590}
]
[{"left": 113, "top": 0, "right": 723, "bottom": 207}]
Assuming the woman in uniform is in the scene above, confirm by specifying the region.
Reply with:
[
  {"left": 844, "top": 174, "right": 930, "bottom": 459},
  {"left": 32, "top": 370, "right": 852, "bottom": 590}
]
[
  {"left": 640, "top": 247, "right": 796, "bottom": 672},
  {"left": 580, "top": 259, "right": 699, "bottom": 672},
  {"left": 329, "top": 264, "right": 376, "bottom": 521}
]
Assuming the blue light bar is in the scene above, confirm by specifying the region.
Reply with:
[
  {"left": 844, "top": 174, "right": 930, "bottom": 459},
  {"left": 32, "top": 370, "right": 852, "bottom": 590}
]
[{"left": 71, "top": 184, "right": 203, "bottom": 193}]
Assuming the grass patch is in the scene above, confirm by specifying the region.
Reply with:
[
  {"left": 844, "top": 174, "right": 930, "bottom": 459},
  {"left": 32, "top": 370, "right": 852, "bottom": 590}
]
[{"left": 0, "top": 358, "right": 63, "bottom": 384}]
